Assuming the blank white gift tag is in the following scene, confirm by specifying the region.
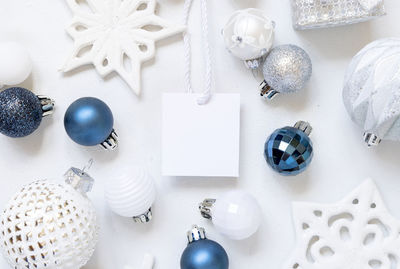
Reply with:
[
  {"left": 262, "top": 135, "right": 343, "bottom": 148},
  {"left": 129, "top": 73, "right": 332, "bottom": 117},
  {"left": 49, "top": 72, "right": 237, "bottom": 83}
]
[{"left": 162, "top": 93, "right": 240, "bottom": 177}]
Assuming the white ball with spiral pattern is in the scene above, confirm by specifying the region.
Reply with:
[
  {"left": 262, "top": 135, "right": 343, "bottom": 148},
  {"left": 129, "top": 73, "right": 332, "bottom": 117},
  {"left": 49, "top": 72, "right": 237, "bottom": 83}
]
[
  {"left": 105, "top": 166, "right": 156, "bottom": 223},
  {"left": 0, "top": 168, "right": 98, "bottom": 269}
]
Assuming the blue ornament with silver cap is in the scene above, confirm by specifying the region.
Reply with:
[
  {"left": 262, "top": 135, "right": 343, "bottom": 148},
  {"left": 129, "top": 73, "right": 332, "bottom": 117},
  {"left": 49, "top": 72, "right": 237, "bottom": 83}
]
[
  {"left": 64, "top": 97, "right": 118, "bottom": 150},
  {"left": 180, "top": 225, "right": 229, "bottom": 269}
]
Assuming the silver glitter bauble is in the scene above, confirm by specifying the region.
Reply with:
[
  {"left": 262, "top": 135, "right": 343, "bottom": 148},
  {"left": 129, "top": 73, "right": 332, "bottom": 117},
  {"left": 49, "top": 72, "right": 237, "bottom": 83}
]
[
  {"left": 261, "top": 45, "right": 312, "bottom": 99},
  {"left": 223, "top": 8, "right": 274, "bottom": 62},
  {"left": 343, "top": 38, "right": 400, "bottom": 147}
]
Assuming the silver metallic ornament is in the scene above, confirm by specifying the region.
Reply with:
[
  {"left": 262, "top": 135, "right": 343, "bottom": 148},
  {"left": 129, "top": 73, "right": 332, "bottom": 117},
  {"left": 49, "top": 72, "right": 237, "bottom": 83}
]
[
  {"left": 260, "top": 44, "right": 312, "bottom": 100},
  {"left": 222, "top": 8, "right": 275, "bottom": 67},
  {"left": 343, "top": 38, "right": 400, "bottom": 146}
]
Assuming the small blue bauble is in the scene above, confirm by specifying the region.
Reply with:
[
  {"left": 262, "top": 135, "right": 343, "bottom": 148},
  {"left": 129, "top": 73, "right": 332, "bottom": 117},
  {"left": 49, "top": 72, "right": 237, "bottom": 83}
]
[
  {"left": 0, "top": 87, "right": 42, "bottom": 138},
  {"left": 264, "top": 122, "right": 313, "bottom": 176},
  {"left": 64, "top": 97, "right": 114, "bottom": 146}
]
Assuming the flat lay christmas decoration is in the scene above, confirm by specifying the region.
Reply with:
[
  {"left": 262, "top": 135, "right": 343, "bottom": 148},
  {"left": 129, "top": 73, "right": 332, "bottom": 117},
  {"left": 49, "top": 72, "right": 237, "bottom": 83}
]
[
  {"left": 0, "top": 87, "right": 54, "bottom": 138},
  {"left": 199, "top": 190, "right": 262, "bottom": 240},
  {"left": 0, "top": 167, "right": 98, "bottom": 269},
  {"left": 285, "top": 180, "right": 400, "bottom": 269},
  {"left": 61, "top": 0, "right": 185, "bottom": 95},
  {"left": 105, "top": 166, "right": 156, "bottom": 223},
  {"left": 180, "top": 225, "right": 229, "bottom": 269},
  {"left": 291, "top": 0, "right": 386, "bottom": 30},
  {"left": 0, "top": 42, "right": 32, "bottom": 87},
  {"left": 343, "top": 38, "right": 400, "bottom": 146}
]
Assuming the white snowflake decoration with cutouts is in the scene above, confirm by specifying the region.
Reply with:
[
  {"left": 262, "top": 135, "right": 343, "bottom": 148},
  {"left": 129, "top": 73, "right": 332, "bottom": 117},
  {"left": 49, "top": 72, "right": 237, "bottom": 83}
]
[
  {"left": 62, "top": 0, "right": 185, "bottom": 95},
  {"left": 285, "top": 179, "right": 400, "bottom": 269}
]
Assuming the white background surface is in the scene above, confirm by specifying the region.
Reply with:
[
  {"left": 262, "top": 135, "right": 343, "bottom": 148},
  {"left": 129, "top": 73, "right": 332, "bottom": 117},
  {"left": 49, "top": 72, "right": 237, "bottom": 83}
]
[{"left": 1, "top": 0, "right": 400, "bottom": 268}]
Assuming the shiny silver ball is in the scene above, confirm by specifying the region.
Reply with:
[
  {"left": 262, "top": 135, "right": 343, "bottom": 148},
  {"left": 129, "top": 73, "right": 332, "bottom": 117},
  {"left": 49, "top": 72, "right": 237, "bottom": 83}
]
[{"left": 261, "top": 44, "right": 312, "bottom": 99}]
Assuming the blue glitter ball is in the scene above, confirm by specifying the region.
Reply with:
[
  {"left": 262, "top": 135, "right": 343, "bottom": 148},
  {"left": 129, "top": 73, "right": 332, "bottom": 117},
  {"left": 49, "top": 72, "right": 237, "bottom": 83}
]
[
  {"left": 0, "top": 87, "right": 42, "bottom": 138},
  {"left": 64, "top": 97, "right": 114, "bottom": 146},
  {"left": 264, "top": 126, "right": 313, "bottom": 176},
  {"left": 181, "top": 239, "right": 229, "bottom": 269}
]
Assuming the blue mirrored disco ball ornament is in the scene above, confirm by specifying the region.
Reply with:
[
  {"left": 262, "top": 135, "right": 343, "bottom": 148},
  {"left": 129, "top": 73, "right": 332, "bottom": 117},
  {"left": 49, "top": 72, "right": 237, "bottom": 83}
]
[
  {"left": 64, "top": 97, "right": 118, "bottom": 150},
  {"left": 264, "top": 121, "right": 313, "bottom": 176},
  {"left": 181, "top": 225, "right": 229, "bottom": 269},
  {"left": 0, "top": 87, "right": 54, "bottom": 138}
]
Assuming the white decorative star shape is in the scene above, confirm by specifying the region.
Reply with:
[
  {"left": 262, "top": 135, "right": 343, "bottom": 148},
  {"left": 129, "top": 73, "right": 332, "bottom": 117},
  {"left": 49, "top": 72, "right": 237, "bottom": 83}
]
[
  {"left": 62, "top": 0, "right": 185, "bottom": 95},
  {"left": 285, "top": 179, "right": 400, "bottom": 269}
]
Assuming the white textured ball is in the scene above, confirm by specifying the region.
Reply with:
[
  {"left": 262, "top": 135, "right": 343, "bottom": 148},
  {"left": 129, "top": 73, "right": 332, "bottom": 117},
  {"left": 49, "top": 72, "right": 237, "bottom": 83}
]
[
  {"left": 0, "top": 180, "right": 98, "bottom": 269},
  {"left": 223, "top": 8, "right": 274, "bottom": 61},
  {"left": 0, "top": 42, "right": 32, "bottom": 86},
  {"left": 105, "top": 166, "right": 156, "bottom": 220},
  {"left": 343, "top": 38, "right": 400, "bottom": 146},
  {"left": 212, "top": 191, "right": 262, "bottom": 240}
]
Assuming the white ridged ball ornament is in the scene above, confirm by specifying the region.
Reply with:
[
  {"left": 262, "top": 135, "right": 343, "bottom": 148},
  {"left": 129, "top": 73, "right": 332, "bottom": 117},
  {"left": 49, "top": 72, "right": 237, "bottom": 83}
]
[
  {"left": 105, "top": 166, "right": 156, "bottom": 223},
  {"left": 343, "top": 38, "right": 400, "bottom": 146},
  {"left": 0, "top": 167, "right": 98, "bottom": 269},
  {"left": 199, "top": 190, "right": 262, "bottom": 240},
  {"left": 0, "top": 42, "right": 32, "bottom": 87}
]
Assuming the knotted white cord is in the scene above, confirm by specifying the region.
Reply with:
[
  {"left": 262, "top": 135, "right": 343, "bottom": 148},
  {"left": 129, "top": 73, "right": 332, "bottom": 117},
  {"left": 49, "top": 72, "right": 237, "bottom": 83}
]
[{"left": 183, "top": 0, "right": 212, "bottom": 105}]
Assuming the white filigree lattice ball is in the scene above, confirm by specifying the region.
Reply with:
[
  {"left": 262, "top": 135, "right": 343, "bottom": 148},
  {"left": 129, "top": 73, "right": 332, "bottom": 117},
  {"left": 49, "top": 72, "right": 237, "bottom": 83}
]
[
  {"left": 0, "top": 170, "right": 98, "bottom": 269},
  {"left": 62, "top": 0, "right": 185, "bottom": 95},
  {"left": 285, "top": 179, "right": 400, "bottom": 269}
]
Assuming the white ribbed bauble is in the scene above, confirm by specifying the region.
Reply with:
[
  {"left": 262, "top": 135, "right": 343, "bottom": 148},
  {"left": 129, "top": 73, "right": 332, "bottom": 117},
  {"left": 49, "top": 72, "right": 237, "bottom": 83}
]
[
  {"left": 105, "top": 166, "right": 156, "bottom": 223},
  {"left": 0, "top": 168, "right": 98, "bottom": 269},
  {"left": 0, "top": 42, "right": 32, "bottom": 87},
  {"left": 343, "top": 38, "right": 400, "bottom": 146},
  {"left": 223, "top": 8, "right": 274, "bottom": 62},
  {"left": 199, "top": 190, "right": 262, "bottom": 240}
]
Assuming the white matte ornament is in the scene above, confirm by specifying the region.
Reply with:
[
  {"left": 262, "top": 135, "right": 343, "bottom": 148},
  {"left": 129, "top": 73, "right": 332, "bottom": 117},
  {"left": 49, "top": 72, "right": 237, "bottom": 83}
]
[
  {"left": 285, "top": 179, "right": 400, "bottom": 269},
  {"left": 223, "top": 8, "right": 274, "bottom": 61},
  {"left": 105, "top": 166, "right": 156, "bottom": 222},
  {"left": 343, "top": 38, "right": 400, "bottom": 146},
  {"left": 0, "top": 173, "right": 98, "bottom": 269},
  {"left": 62, "top": 0, "right": 185, "bottom": 95},
  {"left": 0, "top": 42, "right": 32, "bottom": 87}
]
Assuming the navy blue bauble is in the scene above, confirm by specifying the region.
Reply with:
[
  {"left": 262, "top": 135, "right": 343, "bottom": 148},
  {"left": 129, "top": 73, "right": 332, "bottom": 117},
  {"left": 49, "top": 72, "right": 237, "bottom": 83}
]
[
  {"left": 64, "top": 97, "right": 114, "bottom": 146},
  {"left": 181, "top": 239, "right": 229, "bottom": 269},
  {"left": 0, "top": 87, "right": 42, "bottom": 138},
  {"left": 264, "top": 123, "right": 313, "bottom": 176}
]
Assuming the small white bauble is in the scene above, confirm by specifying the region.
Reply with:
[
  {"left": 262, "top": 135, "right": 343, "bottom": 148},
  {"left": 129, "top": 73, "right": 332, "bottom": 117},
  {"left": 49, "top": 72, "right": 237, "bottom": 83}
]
[
  {"left": 105, "top": 166, "right": 156, "bottom": 223},
  {"left": 0, "top": 168, "right": 98, "bottom": 269},
  {"left": 0, "top": 42, "right": 32, "bottom": 86},
  {"left": 343, "top": 38, "right": 400, "bottom": 146},
  {"left": 223, "top": 8, "right": 274, "bottom": 61},
  {"left": 199, "top": 190, "right": 262, "bottom": 240}
]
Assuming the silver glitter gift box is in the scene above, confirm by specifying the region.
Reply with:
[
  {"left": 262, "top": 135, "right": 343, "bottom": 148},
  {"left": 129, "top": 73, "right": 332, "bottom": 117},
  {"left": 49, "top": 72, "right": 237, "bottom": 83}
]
[{"left": 291, "top": 0, "right": 386, "bottom": 30}]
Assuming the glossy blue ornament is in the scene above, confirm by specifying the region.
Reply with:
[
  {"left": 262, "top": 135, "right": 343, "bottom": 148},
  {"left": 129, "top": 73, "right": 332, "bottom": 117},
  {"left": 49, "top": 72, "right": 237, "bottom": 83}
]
[
  {"left": 0, "top": 87, "right": 54, "bottom": 138},
  {"left": 264, "top": 121, "right": 313, "bottom": 176},
  {"left": 64, "top": 97, "right": 118, "bottom": 149},
  {"left": 181, "top": 225, "right": 229, "bottom": 269}
]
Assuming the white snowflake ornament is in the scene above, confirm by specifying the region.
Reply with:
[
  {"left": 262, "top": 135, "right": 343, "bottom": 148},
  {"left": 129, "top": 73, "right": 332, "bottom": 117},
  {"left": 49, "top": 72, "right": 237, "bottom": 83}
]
[
  {"left": 285, "top": 179, "right": 400, "bottom": 269},
  {"left": 62, "top": 0, "right": 185, "bottom": 95}
]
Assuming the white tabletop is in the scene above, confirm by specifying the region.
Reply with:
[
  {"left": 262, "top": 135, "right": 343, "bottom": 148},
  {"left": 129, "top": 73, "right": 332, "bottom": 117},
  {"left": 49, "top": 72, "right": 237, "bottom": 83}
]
[{"left": 1, "top": 0, "right": 400, "bottom": 268}]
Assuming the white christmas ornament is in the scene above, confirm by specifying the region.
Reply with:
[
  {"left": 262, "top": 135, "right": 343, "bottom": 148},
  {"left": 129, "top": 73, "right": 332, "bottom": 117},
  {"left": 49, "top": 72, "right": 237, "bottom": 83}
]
[
  {"left": 285, "top": 179, "right": 400, "bottom": 269},
  {"left": 0, "top": 167, "right": 98, "bottom": 269},
  {"left": 105, "top": 166, "right": 156, "bottom": 223},
  {"left": 199, "top": 190, "right": 262, "bottom": 240},
  {"left": 343, "top": 38, "right": 400, "bottom": 146},
  {"left": 0, "top": 42, "right": 32, "bottom": 87},
  {"left": 62, "top": 0, "right": 185, "bottom": 95},
  {"left": 223, "top": 8, "right": 274, "bottom": 62}
]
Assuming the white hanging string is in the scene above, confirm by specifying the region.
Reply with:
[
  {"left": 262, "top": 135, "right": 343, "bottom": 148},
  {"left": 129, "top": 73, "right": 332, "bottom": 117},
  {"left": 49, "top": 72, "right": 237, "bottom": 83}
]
[{"left": 183, "top": 0, "right": 212, "bottom": 105}]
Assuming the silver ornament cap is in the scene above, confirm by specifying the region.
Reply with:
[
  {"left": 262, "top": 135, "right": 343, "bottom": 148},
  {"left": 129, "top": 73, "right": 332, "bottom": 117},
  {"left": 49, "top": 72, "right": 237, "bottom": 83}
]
[
  {"left": 187, "top": 225, "right": 207, "bottom": 243},
  {"left": 199, "top": 198, "right": 216, "bottom": 219}
]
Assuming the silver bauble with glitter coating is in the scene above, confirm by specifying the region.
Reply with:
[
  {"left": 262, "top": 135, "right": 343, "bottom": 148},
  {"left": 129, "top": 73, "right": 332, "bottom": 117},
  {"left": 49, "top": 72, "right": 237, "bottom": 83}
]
[
  {"left": 343, "top": 38, "right": 400, "bottom": 146},
  {"left": 223, "top": 8, "right": 274, "bottom": 62},
  {"left": 260, "top": 44, "right": 312, "bottom": 100}
]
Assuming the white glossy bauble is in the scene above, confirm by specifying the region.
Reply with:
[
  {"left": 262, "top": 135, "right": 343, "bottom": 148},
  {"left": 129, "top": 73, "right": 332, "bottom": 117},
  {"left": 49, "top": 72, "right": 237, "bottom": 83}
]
[
  {"left": 223, "top": 8, "right": 274, "bottom": 61},
  {"left": 212, "top": 191, "right": 262, "bottom": 240},
  {"left": 343, "top": 38, "right": 400, "bottom": 146},
  {"left": 0, "top": 42, "right": 32, "bottom": 86},
  {"left": 0, "top": 179, "right": 98, "bottom": 269},
  {"left": 105, "top": 166, "right": 156, "bottom": 222}
]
